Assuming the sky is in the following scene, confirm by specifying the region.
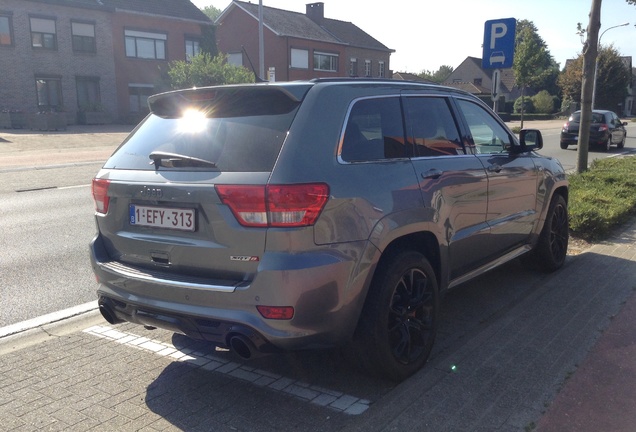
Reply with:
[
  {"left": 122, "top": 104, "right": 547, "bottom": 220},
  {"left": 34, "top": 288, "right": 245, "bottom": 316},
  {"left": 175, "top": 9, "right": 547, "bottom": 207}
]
[{"left": 190, "top": 0, "right": 636, "bottom": 74}]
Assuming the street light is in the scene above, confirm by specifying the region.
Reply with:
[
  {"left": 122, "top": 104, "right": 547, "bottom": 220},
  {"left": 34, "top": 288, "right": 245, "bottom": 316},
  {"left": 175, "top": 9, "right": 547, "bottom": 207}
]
[{"left": 592, "top": 22, "right": 629, "bottom": 109}]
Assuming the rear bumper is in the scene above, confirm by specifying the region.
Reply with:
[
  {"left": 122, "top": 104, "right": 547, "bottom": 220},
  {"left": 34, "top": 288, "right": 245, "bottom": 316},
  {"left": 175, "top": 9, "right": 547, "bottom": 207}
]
[
  {"left": 97, "top": 294, "right": 278, "bottom": 353},
  {"left": 560, "top": 132, "right": 608, "bottom": 146},
  {"left": 90, "top": 234, "right": 373, "bottom": 352}
]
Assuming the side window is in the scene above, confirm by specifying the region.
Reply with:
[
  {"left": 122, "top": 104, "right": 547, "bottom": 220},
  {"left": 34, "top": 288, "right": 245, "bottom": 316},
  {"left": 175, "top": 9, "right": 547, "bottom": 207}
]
[
  {"left": 404, "top": 97, "right": 463, "bottom": 157},
  {"left": 340, "top": 97, "right": 405, "bottom": 162},
  {"left": 456, "top": 99, "right": 512, "bottom": 154}
]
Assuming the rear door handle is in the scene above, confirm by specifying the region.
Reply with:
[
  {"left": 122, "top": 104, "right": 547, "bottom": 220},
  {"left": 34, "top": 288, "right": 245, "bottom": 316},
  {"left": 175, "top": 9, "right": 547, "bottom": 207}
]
[{"left": 421, "top": 169, "right": 443, "bottom": 179}]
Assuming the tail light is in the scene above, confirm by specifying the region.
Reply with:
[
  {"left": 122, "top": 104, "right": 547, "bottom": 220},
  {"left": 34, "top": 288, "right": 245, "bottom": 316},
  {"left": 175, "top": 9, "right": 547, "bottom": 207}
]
[
  {"left": 256, "top": 305, "right": 294, "bottom": 320},
  {"left": 598, "top": 124, "right": 609, "bottom": 132},
  {"left": 92, "top": 179, "right": 111, "bottom": 214},
  {"left": 216, "top": 183, "right": 329, "bottom": 228}
]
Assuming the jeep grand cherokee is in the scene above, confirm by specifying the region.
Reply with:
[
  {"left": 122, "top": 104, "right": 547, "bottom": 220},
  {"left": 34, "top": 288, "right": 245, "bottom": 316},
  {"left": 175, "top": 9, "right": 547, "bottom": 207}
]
[{"left": 91, "top": 79, "right": 568, "bottom": 381}]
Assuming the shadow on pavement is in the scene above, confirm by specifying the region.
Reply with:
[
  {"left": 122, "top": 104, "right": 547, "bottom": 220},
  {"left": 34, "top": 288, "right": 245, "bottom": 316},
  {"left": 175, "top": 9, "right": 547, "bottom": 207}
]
[{"left": 140, "top": 247, "right": 636, "bottom": 431}]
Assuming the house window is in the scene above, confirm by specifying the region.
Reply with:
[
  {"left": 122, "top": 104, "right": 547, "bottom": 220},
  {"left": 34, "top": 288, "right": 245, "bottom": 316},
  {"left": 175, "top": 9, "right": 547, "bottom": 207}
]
[
  {"left": 128, "top": 84, "right": 154, "bottom": 113},
  {"left": 227, "top": 52, "right": 243, "bottom": 66},
  {"left": 314, "top": 51, "right": 338, "bottom": 72},
  {"left": 364, "top": 60, "right": 371, "bottom": 77},
  {"left": 291, "top": 48, "right": 309, "bottom": 69},
  {"left": 30, "top": 17, "right": 56, "bottom": 50},
  {"left": 185, "top": 38, "right": 200, "bottom": 61},
  {"left": 379, "top": 61, "right": 385, "bottom": 78},
  {"left": 0, "top": 14, "right": 13, "bottom": 46},
  {"left": 72, "top": 21, "right": 96, "bottom": 53},
  {"left": 76, "top": 77, "right": 100, "bottom": 110},
  {"left": 35, "top": 76, "right": 62, "bottom": 110},
  {"left": 125, "top": 30, "right": 166, "bottom": 59},
  {"left": 349, "top": 58, "right": 357, "bottom": 76}
]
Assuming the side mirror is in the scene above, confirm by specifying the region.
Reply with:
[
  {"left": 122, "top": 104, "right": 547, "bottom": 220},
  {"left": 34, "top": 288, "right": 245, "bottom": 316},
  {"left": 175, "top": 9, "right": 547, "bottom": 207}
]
[
  {"left": 519, "top": 129, "right": 543, "bottom": 151},
  {"left": 623, "top": 122, "right": 628, "bottom": 126}
]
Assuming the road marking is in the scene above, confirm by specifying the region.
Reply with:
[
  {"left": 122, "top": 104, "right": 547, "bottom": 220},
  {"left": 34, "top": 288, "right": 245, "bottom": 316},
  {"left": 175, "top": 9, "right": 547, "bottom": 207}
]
[
  {"left": 84, "top": 325, "right": 370, "bottom": 415},
  {"left": 15, "top": 186, "right": 58, "bottom": 192}
]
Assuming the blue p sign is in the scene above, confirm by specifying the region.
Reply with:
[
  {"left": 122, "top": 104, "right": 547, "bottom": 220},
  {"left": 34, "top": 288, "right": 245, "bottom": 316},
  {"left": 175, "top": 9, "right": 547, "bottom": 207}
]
[{"left": 482, "top": 18, "right": 516, "bottom": 69}]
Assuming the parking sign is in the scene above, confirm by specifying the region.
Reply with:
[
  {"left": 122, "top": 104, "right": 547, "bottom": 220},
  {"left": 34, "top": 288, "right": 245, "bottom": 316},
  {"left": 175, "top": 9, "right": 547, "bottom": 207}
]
[{"left": 482, "top": 18, "right": 516, "bottom": 69}]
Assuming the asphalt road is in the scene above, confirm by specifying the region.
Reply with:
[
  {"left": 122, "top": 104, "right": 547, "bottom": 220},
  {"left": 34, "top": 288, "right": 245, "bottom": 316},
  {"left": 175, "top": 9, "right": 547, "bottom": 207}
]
[
  {"left": 533, "top": 120, "right": 636, "bottom": 171},
  {"left": 0, "top": 173, "right": 97, "bottom": 326},
  {"left": 0, "top": 125, "right": 130, "bottom": 327}
]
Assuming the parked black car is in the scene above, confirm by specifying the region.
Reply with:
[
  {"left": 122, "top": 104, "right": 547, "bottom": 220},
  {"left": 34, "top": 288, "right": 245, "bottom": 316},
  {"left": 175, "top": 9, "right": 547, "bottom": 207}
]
[{"left": 560, "top": 110, "right": 627, "bottom": 151}]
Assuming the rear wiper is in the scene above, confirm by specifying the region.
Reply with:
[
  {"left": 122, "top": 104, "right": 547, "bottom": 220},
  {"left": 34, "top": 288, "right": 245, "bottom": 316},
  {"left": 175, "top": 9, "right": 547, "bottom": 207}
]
[{"left": 149, "top": 151, "right": 217, "bottom": 169}]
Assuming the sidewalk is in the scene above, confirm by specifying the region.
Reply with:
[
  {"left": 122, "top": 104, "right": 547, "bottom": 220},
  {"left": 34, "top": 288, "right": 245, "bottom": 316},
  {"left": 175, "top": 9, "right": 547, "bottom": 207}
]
[
  {"left": 0, "top": 124, "right": 132, "bottom": 169},
  {"left": 538, "top": 278, "right": 636, "bottom": 431}
]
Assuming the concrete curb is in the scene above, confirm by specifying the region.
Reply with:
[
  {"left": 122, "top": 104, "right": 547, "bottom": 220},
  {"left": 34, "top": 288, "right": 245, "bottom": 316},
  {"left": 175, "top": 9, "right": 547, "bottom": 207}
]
[{"left": 0, "top": 301, "right": 98, "bottom": 339}]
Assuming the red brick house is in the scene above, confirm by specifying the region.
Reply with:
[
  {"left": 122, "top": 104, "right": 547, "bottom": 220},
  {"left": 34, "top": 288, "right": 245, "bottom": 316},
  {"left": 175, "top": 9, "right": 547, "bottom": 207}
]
[
  {"left": 0, "top": 0, "right": 211, "bottom": 124},
  {"left": 215, "top": 1, "right": 394, "bottom": 81},
  {"left": 108, "top": 0, "right": 211, "bottom": 122}
]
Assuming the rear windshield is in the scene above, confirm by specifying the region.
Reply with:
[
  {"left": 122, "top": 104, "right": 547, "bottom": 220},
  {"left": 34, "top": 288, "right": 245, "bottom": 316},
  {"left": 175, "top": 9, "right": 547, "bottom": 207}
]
[
  {"left": 104, "top": 87, "right": 302, "bottom": 172},
  {"left": 570, "top": 112, "right": 605, "bottom": 123}
]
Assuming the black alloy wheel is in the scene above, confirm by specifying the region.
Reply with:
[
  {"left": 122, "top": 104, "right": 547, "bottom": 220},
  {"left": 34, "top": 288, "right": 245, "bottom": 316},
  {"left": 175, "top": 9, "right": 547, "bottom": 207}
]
[
  {"left": 353, "top": 251, "right": 439, "bottom": 381},
  {"left": 388, "top": 267, "right": 434, "bottom": 365},
  {"left": 534, "top": 194, "right": 569, "bottom": 272},
  {"left": 547, "top": 198, "right": 569, "bottom": 263}
]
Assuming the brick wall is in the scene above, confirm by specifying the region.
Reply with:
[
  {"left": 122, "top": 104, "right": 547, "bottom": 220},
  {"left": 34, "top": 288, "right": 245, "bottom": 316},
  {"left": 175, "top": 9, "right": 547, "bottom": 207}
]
[
  {"left": 111, "top": 12, "right": 207, "bottom": 122},
  {"left": 0, "top": 0, "right": 116, "bottom": 122}
]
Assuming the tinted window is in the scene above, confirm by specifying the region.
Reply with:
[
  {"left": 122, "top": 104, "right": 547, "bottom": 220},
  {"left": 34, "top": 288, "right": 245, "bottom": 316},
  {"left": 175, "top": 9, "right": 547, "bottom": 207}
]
[
  {"left": 456, "top": 99, "right": 512, "bottom": 154},
  {"left": 104, "top": 106, "right": 297, "bottom": 172},
  {"left": 340, "top": 97, "right": 406, "bottom": 162},
  {"left": 572, "top": 112, "right": 605, "bottom": 123},
  {"left": 404, "top": 97, "right": 463, "bottom": 157}
]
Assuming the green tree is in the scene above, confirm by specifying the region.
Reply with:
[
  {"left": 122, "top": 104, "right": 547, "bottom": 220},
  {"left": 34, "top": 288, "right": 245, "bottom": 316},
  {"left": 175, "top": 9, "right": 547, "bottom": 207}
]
[
  {"left": 593, "top": 45, "right": 631, "bottom": 111},
  {"left": 557, "top": 46, "right": 630, "bottom": 112},
  {"left": 199, "top": 25, "right": 218, "bottom": 58},
  {"left": 512, "top": 20, "right": 559, "bottom": 128},
  {"left": 558, "top": 56, "right": 583, "bottom": 105},
  {"left": 201, "top": 5, "right": 222, "bottom": 21},
  {"left": 167, "top": 53, "right": 255, "bottom": 89},
  {"left": 531, "top": 90, "right": 557, "bottom": 113},
  {"left": 514, "top": 97, "right": 534, "bottom": 114},
  {"left": 417, "top": 65, "right": 454, "bottom": 83}
]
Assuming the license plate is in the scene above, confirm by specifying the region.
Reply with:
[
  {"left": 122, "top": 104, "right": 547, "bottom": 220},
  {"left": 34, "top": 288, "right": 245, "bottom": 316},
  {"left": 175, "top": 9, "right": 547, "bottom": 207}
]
[{"left": 130, "top": 205, "right": 196, "bottom": 231}]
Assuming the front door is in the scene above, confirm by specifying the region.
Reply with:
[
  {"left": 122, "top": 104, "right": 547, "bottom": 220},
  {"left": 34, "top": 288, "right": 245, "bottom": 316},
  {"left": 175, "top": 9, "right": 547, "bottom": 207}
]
[{"left": 455, "top": 99, "right": 539, "bottom": 259}]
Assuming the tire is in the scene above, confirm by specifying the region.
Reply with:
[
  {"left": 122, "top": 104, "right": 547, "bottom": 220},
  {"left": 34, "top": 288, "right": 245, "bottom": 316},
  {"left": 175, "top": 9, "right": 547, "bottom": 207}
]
[
  {"left": 618, "top": 133, "right": 625, "bottom": 149},
  {"left": 604, "top": 136, "right": 612, "bottom": 152},
  {"left": 353, "top": 251, "right": 439, "bottom": 381},
  {"left": 529, "top": 194, "right": 569, "bottom": 272},
  {"left": 560, "top": 142, "right": 568, "bottom": 150}
]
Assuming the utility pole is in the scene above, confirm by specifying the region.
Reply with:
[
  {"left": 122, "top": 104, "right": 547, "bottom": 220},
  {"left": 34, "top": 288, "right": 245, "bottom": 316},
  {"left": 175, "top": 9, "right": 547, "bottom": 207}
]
[
  {"left": 258, "top": 0, "right": 264, "bottom": 80},
  {"left": 577, "top": 0, "right": 602, "bottom": 174}
]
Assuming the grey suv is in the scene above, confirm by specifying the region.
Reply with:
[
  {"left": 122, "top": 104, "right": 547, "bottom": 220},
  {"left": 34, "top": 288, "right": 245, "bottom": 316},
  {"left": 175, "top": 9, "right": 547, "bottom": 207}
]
[{"left": 91, "top": 79, "right": 568, "bottom": 381}]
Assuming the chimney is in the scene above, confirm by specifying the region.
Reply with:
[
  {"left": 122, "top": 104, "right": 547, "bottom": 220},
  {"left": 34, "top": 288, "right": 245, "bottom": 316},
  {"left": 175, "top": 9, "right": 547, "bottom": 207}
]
[{"left": 306, "top": 3, "right": 325, "bottom": 24}]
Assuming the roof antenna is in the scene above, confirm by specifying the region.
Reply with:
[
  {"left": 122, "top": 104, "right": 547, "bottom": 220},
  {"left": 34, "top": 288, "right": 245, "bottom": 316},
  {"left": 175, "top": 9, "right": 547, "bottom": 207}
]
[{"left": 242, "top": 45, "right": 266, "bottom": 82}]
